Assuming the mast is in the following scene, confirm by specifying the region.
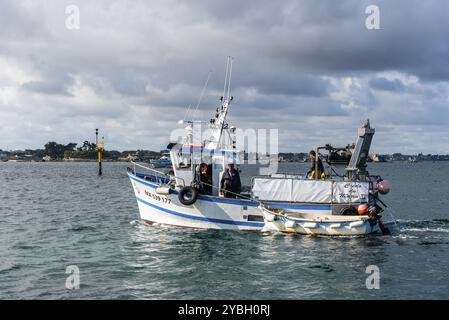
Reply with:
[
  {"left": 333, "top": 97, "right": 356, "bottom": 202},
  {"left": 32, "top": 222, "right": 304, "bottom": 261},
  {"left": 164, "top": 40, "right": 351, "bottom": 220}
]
[{"left": 205, "top": 56, "right": 234, "bottom": 150}]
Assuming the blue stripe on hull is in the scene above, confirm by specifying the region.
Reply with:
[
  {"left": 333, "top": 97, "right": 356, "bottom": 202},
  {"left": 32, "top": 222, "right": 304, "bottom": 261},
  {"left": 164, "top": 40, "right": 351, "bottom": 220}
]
[{"left": 136, "top": 197, "right": 264, "bottom": 227}]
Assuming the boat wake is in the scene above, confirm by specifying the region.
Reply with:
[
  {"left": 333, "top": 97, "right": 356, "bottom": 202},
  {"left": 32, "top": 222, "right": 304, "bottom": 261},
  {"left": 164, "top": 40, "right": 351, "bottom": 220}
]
[
  {"left": 398, "top": 219, "right": 449, "bottom": 233},
  {"left": 129, "top": 220, "right": 142, "bottom": 226},
  {"left": 128, "top": 218, "right": 449, "bottom": 241},
  {"left": 392, "top": 219, "right": 449, "bottom": 242},
  {"left": 129, "top": 219, "right": 177, "bottom": 230}
]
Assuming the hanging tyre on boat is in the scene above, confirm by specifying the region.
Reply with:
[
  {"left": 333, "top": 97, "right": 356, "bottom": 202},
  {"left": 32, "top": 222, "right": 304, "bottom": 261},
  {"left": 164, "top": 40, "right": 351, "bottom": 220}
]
[
  {"left": 340, "top": 206, "right": 358, "bottom": 216},
  {"left": 178, "top": 186, "right": 198, "bottom": 205}
]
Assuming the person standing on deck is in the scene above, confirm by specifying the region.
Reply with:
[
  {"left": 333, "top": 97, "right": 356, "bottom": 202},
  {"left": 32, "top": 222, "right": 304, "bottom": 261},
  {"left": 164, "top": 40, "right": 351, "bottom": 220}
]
[
  {"left": 198, "top": 163, "right": 212, "bottom": 195},
  {"left": 308, "top": 150, "right": 324, "bottom": 179},
  {"left": 220, "top": 163, "right": 242, "bottom": 198}
]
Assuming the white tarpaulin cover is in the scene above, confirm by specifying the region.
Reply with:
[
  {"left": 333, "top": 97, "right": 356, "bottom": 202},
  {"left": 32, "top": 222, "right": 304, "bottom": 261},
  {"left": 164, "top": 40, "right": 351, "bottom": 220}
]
[
  {"left": 252, "top": 178, "right": 369, "bottom": 204},
  {"left": 292, "top": 180, "right": 333, "bottom": 203},
  {"left": 251, "top": 178, "right": 293, "bottom": 201},
  {"left": 332, "top": 181, "right": 369, "bottom": 203}
]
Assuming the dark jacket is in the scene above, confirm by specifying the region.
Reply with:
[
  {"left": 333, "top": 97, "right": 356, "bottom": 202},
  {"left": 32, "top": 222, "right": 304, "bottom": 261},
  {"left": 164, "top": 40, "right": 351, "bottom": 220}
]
[
  {"left": 198, "top": 164, "right": 213, "bottom": 195},
  {"left": 220, "top": 169, "right": 242, "bottom": 198},
  {"left": 310, "top": 157, "right": 324, "bottom": 178},
  {"left": 311, "top": 157, "right": 324, "bottom": 173},
  {"left": 199, "top": 172, "right": 212, "bottom": 195}
]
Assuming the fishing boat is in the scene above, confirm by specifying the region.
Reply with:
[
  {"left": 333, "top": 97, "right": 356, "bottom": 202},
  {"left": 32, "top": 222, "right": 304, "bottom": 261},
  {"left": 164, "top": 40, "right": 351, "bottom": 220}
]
[{"left": 127, "top": 60, "right": 394, "bottom": 236}]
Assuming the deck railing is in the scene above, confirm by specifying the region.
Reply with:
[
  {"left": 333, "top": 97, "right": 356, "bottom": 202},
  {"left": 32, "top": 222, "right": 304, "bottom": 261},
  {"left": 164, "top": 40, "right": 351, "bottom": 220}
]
[{"left": 130, "top": 161, "right": 186, "bottom": 187}]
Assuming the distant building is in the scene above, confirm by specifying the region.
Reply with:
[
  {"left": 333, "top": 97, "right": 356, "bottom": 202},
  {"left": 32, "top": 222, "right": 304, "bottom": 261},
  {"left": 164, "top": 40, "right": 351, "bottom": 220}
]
[
  {"left": 0, "top": 151, "right": 8, "bottom": 161},
  {"left": 370, "top": 153, "right": 388, "bottom": 162},
  {"left": 118, "top": 153, "right": 138, "bottom": 162}
]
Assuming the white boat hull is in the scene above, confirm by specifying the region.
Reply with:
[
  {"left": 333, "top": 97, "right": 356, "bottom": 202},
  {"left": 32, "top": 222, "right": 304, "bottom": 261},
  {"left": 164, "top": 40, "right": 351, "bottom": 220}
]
[
  {"left": 129, "top": 173, "right": 264, "bottom": 230},
  {"left": 261, "top": 209, "right": 382, "bottom": 236},
  {"left": 129, "top": 172, "right": 333, "bottom": 231}
]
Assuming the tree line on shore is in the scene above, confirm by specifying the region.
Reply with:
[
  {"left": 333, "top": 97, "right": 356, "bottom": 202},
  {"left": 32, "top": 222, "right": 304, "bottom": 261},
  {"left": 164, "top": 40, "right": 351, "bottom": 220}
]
[
  {"left": 0, "top": 141, "right": 163, "bottom": 162},
  {"left": 2, "top": 142, "right": 448, "bottom": 162}
]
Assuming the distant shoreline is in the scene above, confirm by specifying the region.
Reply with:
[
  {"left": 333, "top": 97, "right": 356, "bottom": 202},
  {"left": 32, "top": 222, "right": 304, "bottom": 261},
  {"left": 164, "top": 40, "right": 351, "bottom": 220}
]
[
  {"left": 1, "top": 159, "right": 131, "bottom": 163},
  {"left": 2, "top": 159, "right": 449, "bottom": 164}
]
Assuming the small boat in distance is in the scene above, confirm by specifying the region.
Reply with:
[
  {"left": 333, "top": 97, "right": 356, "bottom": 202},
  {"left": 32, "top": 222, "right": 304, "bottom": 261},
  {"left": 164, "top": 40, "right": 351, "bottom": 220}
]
[
  {"left": 127, "top": 59, "right": 395, "bottom": 236},
  {"left": 149, "top": 156, "right": 172, "bottom": 168}
]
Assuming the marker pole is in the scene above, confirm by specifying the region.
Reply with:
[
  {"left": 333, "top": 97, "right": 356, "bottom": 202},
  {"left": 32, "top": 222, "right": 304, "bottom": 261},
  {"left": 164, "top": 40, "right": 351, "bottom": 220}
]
[{"left": 96, "top": 128, "right": 103, "bottom": 176}]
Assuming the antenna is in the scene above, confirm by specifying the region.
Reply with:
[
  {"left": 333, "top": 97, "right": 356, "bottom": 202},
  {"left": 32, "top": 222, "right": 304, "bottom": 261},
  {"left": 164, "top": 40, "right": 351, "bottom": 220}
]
[
  {"left": 221, "top": 56, "right": 234, "bottom": 101},
  {"left": 226, "top": 57, "right": 233, "bottom": 100},
  {"left": 223, "top": 57, "right": 230, "bottom": 100},
  {"left": 192, "top": 70, "right": 212, "bottom": 120},
  {"left": 182, "top": 104, "right": 192, "bottom": 122}
]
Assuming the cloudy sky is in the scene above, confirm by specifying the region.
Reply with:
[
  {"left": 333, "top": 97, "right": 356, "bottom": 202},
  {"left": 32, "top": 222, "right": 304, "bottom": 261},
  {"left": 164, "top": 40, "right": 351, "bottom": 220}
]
[{"left": 1, "top": 0, "right": 448, "bottom": 154}]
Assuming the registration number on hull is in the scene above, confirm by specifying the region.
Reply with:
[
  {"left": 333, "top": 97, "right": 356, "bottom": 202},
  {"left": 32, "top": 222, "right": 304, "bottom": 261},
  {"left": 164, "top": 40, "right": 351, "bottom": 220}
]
[{"left": 144, "top": 190, "right": 172, "bottom": 204}]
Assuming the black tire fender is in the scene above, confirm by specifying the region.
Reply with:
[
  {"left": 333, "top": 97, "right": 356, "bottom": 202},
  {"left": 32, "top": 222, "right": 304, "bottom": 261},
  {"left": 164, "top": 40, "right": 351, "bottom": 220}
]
[
  {"left": 340, "top": 206, "right": 358, "bottom": 216},
  {"left": 178, "top": 186, "right": 198, "bottom": 206}
]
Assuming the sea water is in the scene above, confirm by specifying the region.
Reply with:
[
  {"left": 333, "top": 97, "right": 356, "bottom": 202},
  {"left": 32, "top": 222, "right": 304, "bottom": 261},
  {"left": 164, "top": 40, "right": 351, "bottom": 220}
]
[{"left": 1, "top": 161, "right": 448, "bottom": 299}]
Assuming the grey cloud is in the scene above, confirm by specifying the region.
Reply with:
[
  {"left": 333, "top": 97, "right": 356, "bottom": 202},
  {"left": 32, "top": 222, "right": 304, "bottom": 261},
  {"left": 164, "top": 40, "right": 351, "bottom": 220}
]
[
  {"left": 369, "top": 77, "right": 405, "bottom": 92},
  {"left": 235, "top": 68, "right": 331, "bottom": 97},
  {"left": 22, "top": 79, "right": 72, "bottom": 96},
  {"left": 0, "top": 1, "right": 46, "bottom": 39},
  {"left": 1, "top": 0, "right": 449, "bottom": 153}
]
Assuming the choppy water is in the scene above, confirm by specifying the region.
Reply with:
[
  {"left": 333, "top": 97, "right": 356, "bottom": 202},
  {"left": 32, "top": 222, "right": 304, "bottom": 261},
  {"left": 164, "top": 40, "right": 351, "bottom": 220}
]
[{"left": 1, "top": 161, "right": 449, "bottom": 299}]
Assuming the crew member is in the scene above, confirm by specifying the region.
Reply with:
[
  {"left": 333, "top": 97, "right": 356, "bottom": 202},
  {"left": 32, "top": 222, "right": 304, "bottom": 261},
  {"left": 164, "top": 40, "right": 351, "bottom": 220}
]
[
  {"left": 308, "top": 150, "right": 324, "bottom": 179},
  {"left": 199, "top": 163, "right": 212, "bottom": 195},
  {"left": 220, "top": 163, "right": 241, "bottom": 198}
]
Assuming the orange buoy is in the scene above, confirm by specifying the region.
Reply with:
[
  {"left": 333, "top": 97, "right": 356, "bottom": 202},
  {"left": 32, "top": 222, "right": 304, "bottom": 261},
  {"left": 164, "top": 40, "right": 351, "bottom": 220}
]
[{"left": 358, "top": 203, "right": 369, "bottom": 215}]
